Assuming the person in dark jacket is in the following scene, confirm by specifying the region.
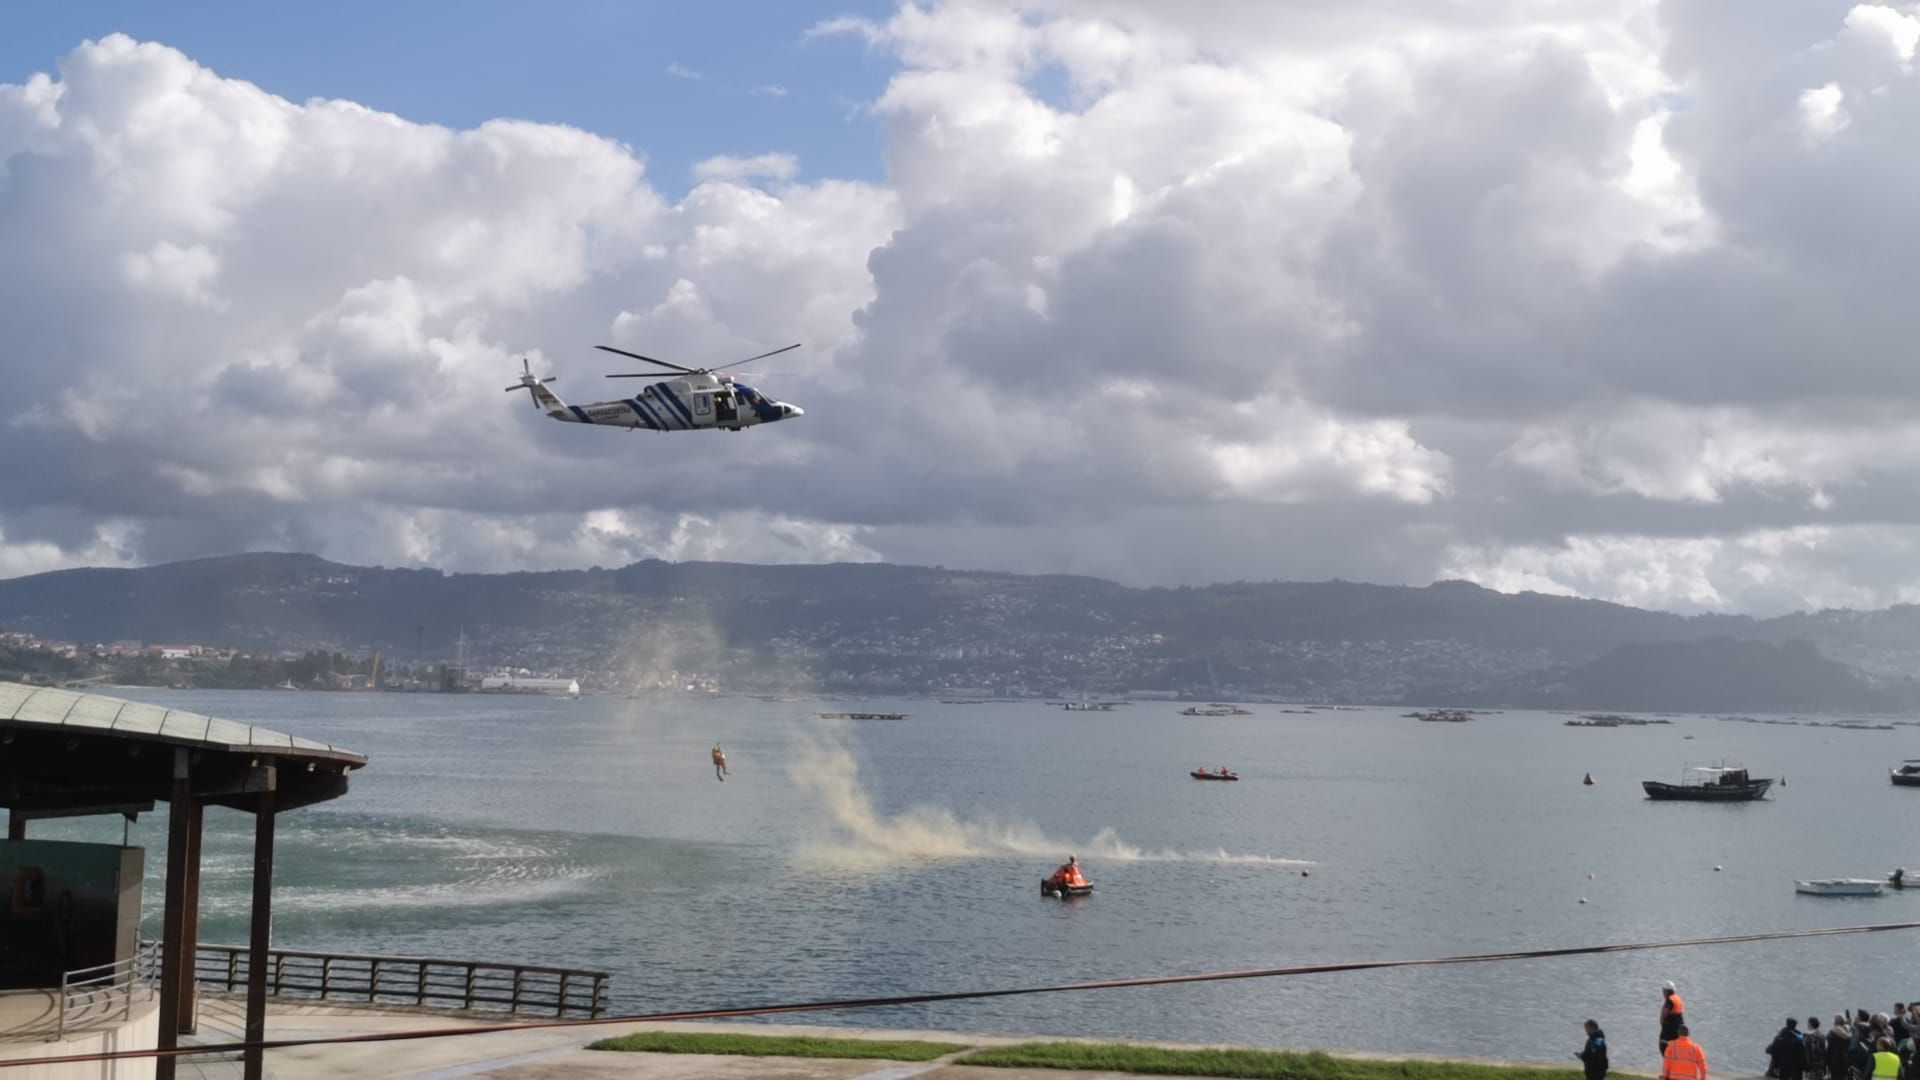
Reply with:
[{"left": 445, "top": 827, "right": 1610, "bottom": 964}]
[
  {"left": 1849, "top": 1031, "right": 1875, "bottom": 1080},
  {"left": 1804, "top": 1017, "right": 1825, "bottom": 1080},
  {"left": 1768, "top": 1018, "right": 1804, "bottom": 1080},
  {"left": 1578, "top": 1019, "right": 1609, "bottom": 1080},
  {"left": 1828, "top": 1018, "right": 1853, "bottom": 1080}
]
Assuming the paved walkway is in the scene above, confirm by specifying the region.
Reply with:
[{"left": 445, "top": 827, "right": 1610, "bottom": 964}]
[{"left": 234, "top": 1003, "right": 1671, "bottom": 1080}]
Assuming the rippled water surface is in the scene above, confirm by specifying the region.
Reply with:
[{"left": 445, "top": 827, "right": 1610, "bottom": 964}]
[{"left": 38, "top": 691, "right": 1920, "bottom": 1070}]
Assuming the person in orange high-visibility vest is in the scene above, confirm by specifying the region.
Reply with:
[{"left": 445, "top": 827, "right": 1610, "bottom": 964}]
[
  {"left": 1660, "top": 982, "right": 1686, "bottom": 1054},
  {"left": 1662, "top": 1025, "right": 1707, "bottom": 1080}
]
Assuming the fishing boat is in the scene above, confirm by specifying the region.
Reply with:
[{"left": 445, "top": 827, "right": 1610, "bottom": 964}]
[
  {"left": 1795, "top": 878, "right": 1886, "bottom": 896},
  {"left": 1191, "top": 768, "right": 1239, "bottom": 781},
  {"left": 1892, "top": 761, "right": 1920, "bottom": 787},
  {"left": 1641, "top": 764, "right": 1773, "bottom": 801}
]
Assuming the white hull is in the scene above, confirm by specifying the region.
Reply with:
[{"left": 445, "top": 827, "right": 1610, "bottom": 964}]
[{"left": 1795, "top": 878, "right": 1885, "bottom": 896}]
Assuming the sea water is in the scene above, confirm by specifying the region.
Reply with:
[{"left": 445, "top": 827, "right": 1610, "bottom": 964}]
[{"left": 31, "top": 690, "right": 1920, "bottom": 1071}]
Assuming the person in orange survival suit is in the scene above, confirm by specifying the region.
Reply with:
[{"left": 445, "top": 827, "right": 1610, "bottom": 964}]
[
  {"left": 711, "top": 744, "right": 728, "bottom": 782},
  {"left": 1048, "top": 855, "right": 1086, "bottom": 888},
  {"left": 1662, "top": 1025, "right": 1707, "bottom": 1080}
]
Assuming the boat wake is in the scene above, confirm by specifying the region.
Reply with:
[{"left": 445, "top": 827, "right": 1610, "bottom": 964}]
[
  {"left": 787, "top": 735, "right": 1311, "bottom": 868},
  {"left": 195, "top": 818, "right": 601, "bottom": 917}
]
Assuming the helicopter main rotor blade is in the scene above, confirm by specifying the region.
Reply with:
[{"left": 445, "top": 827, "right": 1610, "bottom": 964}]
[
  {"left": 594, "top": 345, "right": 698, "bottom": 374},
  {"left": 733, "top": 343, "right": 803, "bottom": 366}
]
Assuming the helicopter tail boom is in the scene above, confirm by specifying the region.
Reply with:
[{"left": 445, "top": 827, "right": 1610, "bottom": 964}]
[{"left": 505, "top": 359, "right": 573, "bottom": 419}]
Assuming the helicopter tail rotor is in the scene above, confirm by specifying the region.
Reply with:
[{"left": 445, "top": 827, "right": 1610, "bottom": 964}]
[{"left": 506, "top": 358, "right": 569, "bottom": 415}]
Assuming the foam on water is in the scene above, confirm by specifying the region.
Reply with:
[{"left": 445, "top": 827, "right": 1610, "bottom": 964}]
[
  {"left": 189, "top": 816, "right": 602, "bottom": 918},
  {"left": 787, "top": 732, "right": 1311, "bottom": 867},
  {"left": 264, "top": 865, "right": 601, "bottom": 915}
]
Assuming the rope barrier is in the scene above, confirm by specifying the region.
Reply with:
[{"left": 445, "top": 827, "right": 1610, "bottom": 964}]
[{"left": 6, "top": 919, "right": 1918, "bottom": 1070}]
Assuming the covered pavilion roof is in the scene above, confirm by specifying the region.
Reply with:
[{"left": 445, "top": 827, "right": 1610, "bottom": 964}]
[{"left": 0, "top": 681, "right": 365, "bottom": 814}]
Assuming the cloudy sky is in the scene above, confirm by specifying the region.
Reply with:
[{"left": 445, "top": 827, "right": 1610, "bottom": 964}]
[{"left": 3, "top": 1, "right": 1918, "bottom": 615}]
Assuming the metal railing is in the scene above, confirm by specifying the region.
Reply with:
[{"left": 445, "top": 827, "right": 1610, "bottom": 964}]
[
  {"left": 190, "top": 944, "right": 610, "bottom": 1018},
  {"left": 54, "top": 952, "right": 151, "bottom": 1040}
]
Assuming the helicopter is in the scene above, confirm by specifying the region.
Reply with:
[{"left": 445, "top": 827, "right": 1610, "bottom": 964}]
[{"left": 505, "top": 344, "right": 805, "bottom": 432}]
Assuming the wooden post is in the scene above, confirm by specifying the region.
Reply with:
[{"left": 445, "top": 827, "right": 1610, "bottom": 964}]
[
  {"left": 242, "top": 773, "right": 276, "bottom": 1080},
  {"left": 510, "top": 968, "right": 523, "bottom": 1014},
  {"left": 556, "top": 972, "right": 569, "bottom": 1017},
  {"left": 156, "top": 751, "right": 191, "bottom": 1080},
  {"left": 369, "top": 958, "right": 381, "bottom": 1002},
  {"left": 319, "top": 956, "right": 332, "bottom": 999},
  {"left": 463, "top": 965, "right": 477, "bottom": 1010},
  {"left": 5, "top": 812, "right": 22, "bottom": 840},
  {"left": 178, "top": 798, "right": 204, "bottom": 1034},
  {"left": 416, "top": 962, "right": 428, "bottom": 1007}
]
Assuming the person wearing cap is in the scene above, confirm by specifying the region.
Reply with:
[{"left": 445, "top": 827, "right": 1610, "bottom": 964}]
[
  {"left": 1577, "top": 1019, "right": 1609, "bottom": 1080},
  {"left": 1663, "top": 1024, "right": 1708, "bottom": 1080},
  {"left": 1767, "top": 1017, "right": 1804, "bottom": 1080},
  {"left": 1661, "top": 982, "right": 1686, "bottom": 1055}
]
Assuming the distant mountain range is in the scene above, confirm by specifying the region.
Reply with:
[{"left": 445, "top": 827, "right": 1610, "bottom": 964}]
[{"left": 3, "top": 552, "right": 1919, "bottom": 711}]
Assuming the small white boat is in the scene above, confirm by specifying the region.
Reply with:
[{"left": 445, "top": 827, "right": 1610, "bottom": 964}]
[{"left": 1795, "top": 878, "right": 1886, "bottom": 896}]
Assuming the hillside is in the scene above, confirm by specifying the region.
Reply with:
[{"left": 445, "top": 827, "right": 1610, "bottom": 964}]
[{"left": 1, "top": 552, "right": 1916, "bottom": 710}]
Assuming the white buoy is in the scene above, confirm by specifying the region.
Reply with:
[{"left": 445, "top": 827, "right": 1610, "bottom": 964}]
[
  {"left": 1301, "top": 869, "right": 1310, "bottom": 878},
  {"left": 1714, "top": 865, "right": 1723, "bottom": 872},
  {"left": 1579, "top": 897, "right": 1588, "bottom": 904},
  {"left": 1588, "top": 872, "right": 1595, "bottom": 880}
]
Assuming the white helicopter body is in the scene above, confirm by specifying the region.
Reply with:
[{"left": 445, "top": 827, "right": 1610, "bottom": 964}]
[{"left": 507, "top": 345, "right": 804, "bottom": 432}]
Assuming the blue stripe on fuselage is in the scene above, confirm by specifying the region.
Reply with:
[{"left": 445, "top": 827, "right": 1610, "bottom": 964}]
[
  {"left": 569, "top": 405, "right": 594, "bottom": 425},
  {"left": 651, "top": 384, "right": 693, "bottom": 428},
  {"left": 625, "top": 399, "right": 656, "bottom": 429},
  {"left": 640, "top": 388, "right": 677, "bottom": 429}
]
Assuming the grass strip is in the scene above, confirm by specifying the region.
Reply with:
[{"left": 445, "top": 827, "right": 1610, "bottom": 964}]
[
  {"left": 958, "top": 1042, "right": 1588, "bottom": 1080},
  {"left": 586, "top": 1030, "right": 964, "bottom": 1061}
]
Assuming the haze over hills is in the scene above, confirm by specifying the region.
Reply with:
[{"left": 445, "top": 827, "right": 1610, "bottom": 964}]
[{"left": 3, "top": 552, "right": 1919, "bottom": 712}]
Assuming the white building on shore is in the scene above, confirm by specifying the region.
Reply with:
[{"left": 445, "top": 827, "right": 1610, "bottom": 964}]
[{"left": 478, "top": 676, "right": 581, "bottom": 697}]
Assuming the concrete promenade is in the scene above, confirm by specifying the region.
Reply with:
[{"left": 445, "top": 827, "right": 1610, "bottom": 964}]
[{"left": 227, "top": 1002, "right": 1685, "bottom": 1079}]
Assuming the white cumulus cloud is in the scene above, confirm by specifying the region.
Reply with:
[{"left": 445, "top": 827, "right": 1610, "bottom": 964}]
[{"left": 8, "top": 5, "right": 1920, "bottom": 615}]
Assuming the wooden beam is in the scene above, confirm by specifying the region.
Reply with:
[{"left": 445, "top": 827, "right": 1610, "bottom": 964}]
[
  {"left": 191, "top": 764, "right": 277, "bottom": 799},
  {"left": 156, "top": 749, "right": 190, "bottom": 1080},
  {"left": 5, "top": 813, "right": 20, "bottom": 841},
  {"left": 10, "top": 800, "right": 153, "bottom": 822},
  {"left": 243, "top": 780, "right": 277, "bottom": 1080},
  {"left": 179, "top": 798, "right": 204, "bottom": 1034}
]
